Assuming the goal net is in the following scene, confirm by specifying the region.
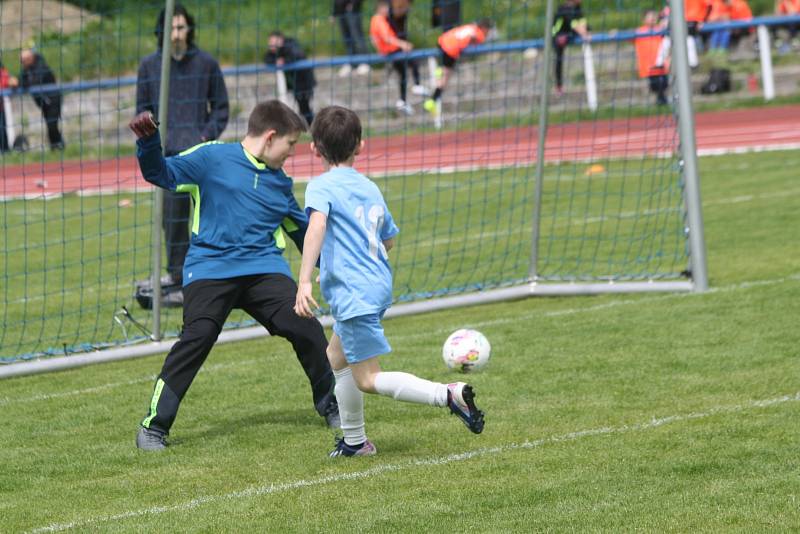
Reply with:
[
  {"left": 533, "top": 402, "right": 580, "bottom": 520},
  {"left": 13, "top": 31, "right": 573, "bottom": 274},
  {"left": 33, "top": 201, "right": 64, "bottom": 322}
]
[{"left": 0, "top": 0, "right": 696, "bottom": 366}]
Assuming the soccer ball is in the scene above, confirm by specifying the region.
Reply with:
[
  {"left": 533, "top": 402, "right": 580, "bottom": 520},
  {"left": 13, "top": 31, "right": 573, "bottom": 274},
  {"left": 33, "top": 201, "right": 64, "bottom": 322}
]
[{"left": 442, "top": 329, "right": 491, "bottom": 372}]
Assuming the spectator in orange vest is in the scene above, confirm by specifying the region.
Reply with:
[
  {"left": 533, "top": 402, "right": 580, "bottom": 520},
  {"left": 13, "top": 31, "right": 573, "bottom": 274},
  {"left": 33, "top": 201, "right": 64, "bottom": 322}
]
[
  {"left": 684, "top": 0, "right": 712, "bottom": 65},
  {"left": 0, "top": 58, "right": 18, "bottom": 152},
  {"left": 726, "top": 0, "right": 753, "bottom": 48},
  {"left": 707, "top": 0, "right": 732, "bottom": 51},
  {"left": 423, "top": 18, "right": 493, "bottom": 126},
  {"left": 635, "top": 11, "right": 670, "bottom": 106},
  {"left": 369, "top": 0, "right": 426, "bottom": 116}
]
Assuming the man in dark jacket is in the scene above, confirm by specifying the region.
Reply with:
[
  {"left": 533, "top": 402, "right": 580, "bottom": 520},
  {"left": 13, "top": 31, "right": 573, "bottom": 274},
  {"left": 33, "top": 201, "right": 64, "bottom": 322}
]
[
  {"left": 19, "top": 48, "right": 63, "bottom": 150},
  {"left": 264, "top": 31, "right": 316, "bottom": 126},
  {"left": 135, "top": 3, "right": 229, "bottom": 297}
]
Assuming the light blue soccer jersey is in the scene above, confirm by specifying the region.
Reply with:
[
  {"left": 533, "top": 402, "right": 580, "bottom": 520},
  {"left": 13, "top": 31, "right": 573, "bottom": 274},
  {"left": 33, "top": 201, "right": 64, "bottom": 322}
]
[{"left": 305, "top": 167, "right": 399, "bottom": 321}]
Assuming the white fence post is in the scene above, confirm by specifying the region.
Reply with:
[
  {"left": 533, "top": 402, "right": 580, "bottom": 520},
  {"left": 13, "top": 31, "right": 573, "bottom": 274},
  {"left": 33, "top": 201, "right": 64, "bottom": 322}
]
[
  {"left": 582, "top": 43, "right": 598, "bottom": 111},
  {"left": 3, "top": 95, "right": 16, "bottom": 145},
  {"left": 757, "top": 25, "right": 775, "bottom": 101},
  {"left": 275, "top": 69, "right": 290, "bottom": 106}
]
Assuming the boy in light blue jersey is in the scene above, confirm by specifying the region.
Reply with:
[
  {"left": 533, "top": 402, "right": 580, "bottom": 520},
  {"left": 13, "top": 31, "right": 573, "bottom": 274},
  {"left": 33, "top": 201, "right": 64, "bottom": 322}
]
[{"left": 294, "top": 105, "right": 485, "bottom": 457}]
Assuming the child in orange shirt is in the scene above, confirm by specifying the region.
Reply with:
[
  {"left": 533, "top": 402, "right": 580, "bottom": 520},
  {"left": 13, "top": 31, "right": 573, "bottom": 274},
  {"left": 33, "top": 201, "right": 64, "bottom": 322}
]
[
  {"left": 369, "top": 0, "right": 426, "bottom": 115},
  {"left": 635, "top": 11, "right": 670, "bottom": 105},
  {"left": 424, "top": 18, "right": 493, "bottom": 127}
]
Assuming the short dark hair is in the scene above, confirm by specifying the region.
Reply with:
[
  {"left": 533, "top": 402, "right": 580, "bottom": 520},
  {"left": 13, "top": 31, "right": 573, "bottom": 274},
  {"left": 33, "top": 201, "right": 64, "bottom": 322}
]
[
  {"left": 155, "top": 4, "right": 195, "bottom": 48},
  {"left": 247, "top": 100, "right": 308, "bottom": 137},
  {"left": 310, "top": 106, "right": 362, "bottom": 165}
]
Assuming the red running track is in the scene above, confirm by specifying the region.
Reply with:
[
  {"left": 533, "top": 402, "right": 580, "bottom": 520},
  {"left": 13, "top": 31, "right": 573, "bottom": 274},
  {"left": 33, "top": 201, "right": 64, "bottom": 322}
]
[{"left": 2, "top": 105, "right": 799, "bottom": 200}]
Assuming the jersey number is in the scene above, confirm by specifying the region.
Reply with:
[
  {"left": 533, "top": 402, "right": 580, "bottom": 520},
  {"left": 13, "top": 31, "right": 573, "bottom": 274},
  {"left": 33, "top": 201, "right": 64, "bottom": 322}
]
[{"left": 354, "top": 204, "right": 388, "bottom": 260}]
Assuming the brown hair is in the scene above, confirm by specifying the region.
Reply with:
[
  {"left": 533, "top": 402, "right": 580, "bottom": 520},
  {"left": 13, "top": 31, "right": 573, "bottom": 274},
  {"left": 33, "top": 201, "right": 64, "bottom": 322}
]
[
  {"left": 247, "top": 100, "right": 308, "bottom": 136},
  {"left": 310, "top": 106, "right": 362, "bottom": 165}
]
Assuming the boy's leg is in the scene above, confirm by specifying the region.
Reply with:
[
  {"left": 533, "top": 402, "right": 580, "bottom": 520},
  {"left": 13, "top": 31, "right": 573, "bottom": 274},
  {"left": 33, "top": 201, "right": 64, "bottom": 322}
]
[
  {"left": 241, "top": 274, "right": 337, "bottom": 421},
  {"left": 340, "top": 313, "right": 485, "bottom": 434},
  {"left": 337, "top": 14, "right": 356, "bottom": 57},
  {"left": 410, "top": 58, "right": 421, "bottom": 86},
  {"left": 294, "top": 89, "right": 314, "bottom": 127},
  {"left": 392, "top": 60, "right": 408, "bottom": 102},
  {"left": 554, "top": 42, "right": 565, "bottom": 90},
  {"left": 353, "top": 360, "right": 447, "bottom": 404},
  {"left": 345, "top": 11, "right": 368, "bottom": 55},
  {"left": 0, "top": 110, "right": 8, "bottom": 152},
  {"left": 351, "top": 360, "right": 485, "bottom": 434},
  {"left": 43, "top": 99, "right": 64, "bottom": 149},
  {"left": 139, "top": 279, "right": 238, "bottom": 444},
  {"left": 328, "top": 334, "right": 369, "bottom": 449}
]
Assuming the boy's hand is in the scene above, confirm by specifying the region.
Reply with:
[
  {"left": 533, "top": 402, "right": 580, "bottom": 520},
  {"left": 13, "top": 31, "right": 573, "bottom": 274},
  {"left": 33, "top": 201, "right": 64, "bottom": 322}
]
[
  {"left": 129, "top": 112, "right": 159, "bottom": 139},
  {"left": 294, "top": 281, "right": 319, "bottom": 318}
]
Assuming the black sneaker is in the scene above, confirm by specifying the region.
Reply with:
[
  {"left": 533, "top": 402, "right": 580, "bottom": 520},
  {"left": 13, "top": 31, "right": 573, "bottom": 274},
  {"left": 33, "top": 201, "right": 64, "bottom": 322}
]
[
  {"left": 447, "top": 382, "right": 485, "bottom": 434},
  {"left": 136, "top": 426, "right": 167, "bottom": 451},
  {"left": 323, "top": 399, "right": 341, "bottom": 430},
  {"left": 329, "top": 437, "right": 377, "bottom": 458}
]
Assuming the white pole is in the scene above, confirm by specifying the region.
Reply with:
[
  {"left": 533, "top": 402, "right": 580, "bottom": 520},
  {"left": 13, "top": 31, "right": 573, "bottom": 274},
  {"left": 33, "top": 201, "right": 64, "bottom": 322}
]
[
  {"left": 3, "top": 95, "right": 16, "bottom": 145},
  {"left": 670, "top": 0, "right": 708, "bottom": 292},
  {"left": 757, "top": 25, "right": 775, "bottom": 101},
  {"left": 276, "top": 70, "right": 290, "bottom": 106},
  {"left": 582, "top": 43, "right": 598, "bottom": 111},
  {"left": 427, "top": 56, "right": 438, "bottom": 90}
]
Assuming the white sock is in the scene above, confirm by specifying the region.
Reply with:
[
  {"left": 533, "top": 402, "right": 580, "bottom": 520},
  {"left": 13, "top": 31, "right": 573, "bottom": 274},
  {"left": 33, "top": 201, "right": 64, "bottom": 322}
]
[
  {"left": 373, "top": 371, "right": 449, "bottom": 407},
  {"left": 334, "top": 367, "right": 366, "bottom": 446}
]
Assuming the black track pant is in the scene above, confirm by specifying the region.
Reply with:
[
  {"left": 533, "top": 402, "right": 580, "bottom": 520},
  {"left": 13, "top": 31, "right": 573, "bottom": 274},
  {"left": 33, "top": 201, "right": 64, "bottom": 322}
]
[
  {"left": 162, "top": 189, "right": 191, "bottom": 283},
  {"left": 294, "top": 88, "right": 314, "bottom": 127},
  {"left": 391, "top": 57, "right": 421, "bottom": 103},
  {"left": 141, "top": 274, "right": 335, "bottom": 435},
  {"left": 553, "top": 37, "right": 569, "bottom": 89},
  {"left": 41, "top": 100, "right": 63, "bottom": 148}
]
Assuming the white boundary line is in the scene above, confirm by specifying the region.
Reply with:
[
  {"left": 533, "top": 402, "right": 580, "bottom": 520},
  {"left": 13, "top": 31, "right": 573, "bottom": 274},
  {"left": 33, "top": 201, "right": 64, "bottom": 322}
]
[{"left": 30, "top": 391, "right": 800, "bottom": 533}]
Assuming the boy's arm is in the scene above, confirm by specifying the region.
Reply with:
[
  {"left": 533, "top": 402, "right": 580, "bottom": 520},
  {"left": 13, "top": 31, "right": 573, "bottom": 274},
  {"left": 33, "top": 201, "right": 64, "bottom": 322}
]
[
  {"left": 130, "top": 111, "right": 204, "bottom": 191},
  {"left": 383, "top": 237, "right": 395, "bottom": 252},
  {"left": 294, "top": 210, "right": 327, "bottom": 318},
  {"left": 285, "top": 194, "right": 309, "bottom": 253}
]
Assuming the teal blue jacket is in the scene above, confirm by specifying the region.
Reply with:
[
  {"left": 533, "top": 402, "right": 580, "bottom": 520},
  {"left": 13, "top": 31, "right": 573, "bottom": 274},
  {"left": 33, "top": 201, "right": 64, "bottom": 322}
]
[{"left": 136, "top": 131, "right": 306, "bottom": 286}]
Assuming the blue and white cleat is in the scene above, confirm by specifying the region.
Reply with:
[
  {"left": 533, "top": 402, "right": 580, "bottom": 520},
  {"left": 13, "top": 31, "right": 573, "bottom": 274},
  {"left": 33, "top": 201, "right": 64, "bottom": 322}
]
[
  {"left": 329, "top": 437, "right": 377, "bottom": 458},
  {"left": 447, "top": 382, "right": 485, "bottom": 434}
]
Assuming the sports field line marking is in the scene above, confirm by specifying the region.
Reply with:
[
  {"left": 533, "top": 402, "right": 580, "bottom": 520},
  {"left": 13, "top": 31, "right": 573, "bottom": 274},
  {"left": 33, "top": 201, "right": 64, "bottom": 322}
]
[
  {"left": 30, "top": 391, "right": 800, "bottom": 533},
  {"left": 6, "top": 274, "right": 797, "bottom": 406}
]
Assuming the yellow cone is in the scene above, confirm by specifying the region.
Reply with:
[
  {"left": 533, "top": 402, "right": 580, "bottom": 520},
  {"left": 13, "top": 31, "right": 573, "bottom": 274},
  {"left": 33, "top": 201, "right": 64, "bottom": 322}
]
[{"left": 584, "top": 164, "right": 605, "bottom": 176}]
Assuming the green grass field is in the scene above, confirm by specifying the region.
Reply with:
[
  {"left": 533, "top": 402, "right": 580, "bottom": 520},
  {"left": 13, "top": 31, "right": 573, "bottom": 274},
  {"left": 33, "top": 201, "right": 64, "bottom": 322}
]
[{"left": 1, "top": 148, "right": 798, "bottom": 531}]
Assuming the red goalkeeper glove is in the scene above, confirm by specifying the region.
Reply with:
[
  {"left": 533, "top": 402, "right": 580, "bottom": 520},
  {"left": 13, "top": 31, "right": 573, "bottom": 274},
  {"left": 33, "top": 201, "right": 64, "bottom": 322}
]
[{"left": 129, "top": 112, "right": 159, "bottom": 139}]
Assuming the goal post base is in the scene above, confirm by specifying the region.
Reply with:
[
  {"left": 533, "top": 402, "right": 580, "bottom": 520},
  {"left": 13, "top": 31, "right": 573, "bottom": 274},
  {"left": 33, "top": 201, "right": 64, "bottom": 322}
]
[{"left": 0, "top": 279, "right": 694, "bottom": 379}]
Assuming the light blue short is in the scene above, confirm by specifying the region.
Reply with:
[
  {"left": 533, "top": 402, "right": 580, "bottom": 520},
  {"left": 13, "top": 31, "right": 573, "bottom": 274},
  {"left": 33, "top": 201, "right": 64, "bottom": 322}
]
[{"left": 333, "top": 311, "right": 392, "bottom": 364}]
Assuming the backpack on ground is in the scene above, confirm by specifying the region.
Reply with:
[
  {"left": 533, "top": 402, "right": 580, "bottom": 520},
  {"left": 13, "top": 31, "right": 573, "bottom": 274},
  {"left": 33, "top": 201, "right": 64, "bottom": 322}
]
[{"left": 701, "top": 68, "right": 731, "bottom": 95}]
